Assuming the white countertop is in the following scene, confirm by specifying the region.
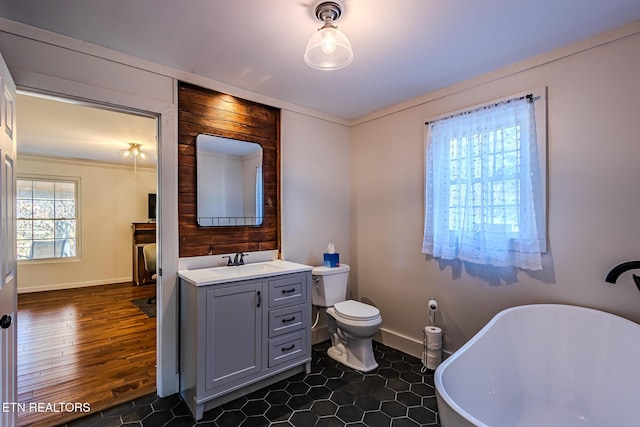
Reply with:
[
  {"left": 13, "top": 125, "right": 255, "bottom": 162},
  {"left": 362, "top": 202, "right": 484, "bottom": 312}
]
[{"left": 178, "top": 259, "right": 313, "bottom": 286}]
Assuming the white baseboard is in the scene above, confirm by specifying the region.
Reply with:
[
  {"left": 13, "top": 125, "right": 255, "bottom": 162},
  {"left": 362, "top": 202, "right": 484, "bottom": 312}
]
[
  {"left": 17, "top": 277, "right": 133, "bottom": 293},
  {"left": 311, "top": 324, "right": 427, "bottom": 361},
  {"left": 375, "top": 327, "right": 424, "bottom": 360},
  {"left": 376, "top": 328, "right": 454, "bottom": 360}
]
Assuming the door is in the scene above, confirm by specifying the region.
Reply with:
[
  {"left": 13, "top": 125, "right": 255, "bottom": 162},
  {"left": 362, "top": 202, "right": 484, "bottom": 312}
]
[
  {"left": 0, "top": 51, "right": 17, "bottom": 427},
  {"left": 205, "top": 282, "right": 262, "bottom": 390}
]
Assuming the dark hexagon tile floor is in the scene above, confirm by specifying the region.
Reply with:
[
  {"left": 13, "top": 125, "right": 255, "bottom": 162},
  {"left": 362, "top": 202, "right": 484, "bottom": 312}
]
[{"left": 62, "top": 341, "right": 440, "bottom": 427}]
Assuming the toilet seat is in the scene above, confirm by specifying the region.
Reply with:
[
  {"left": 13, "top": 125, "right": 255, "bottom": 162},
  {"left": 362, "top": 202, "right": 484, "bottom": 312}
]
[{"left": 333, "top": 300, "right": 380, "bottom": 321}]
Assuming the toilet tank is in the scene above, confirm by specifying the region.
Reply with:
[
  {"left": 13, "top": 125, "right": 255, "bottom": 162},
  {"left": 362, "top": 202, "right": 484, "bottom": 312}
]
[{"left": 311, "top": 264, "right": 350, "bottom": 307}]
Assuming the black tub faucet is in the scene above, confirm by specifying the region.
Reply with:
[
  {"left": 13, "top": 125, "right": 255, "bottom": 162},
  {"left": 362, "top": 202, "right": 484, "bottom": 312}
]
[{"left": 605, "top": 260, "right": 640, "bottom": 291}]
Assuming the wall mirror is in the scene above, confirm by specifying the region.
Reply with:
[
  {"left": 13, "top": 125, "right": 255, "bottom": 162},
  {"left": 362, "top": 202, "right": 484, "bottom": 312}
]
[{"left": 196, "top": 133, "right": 263, "bottom": 227}]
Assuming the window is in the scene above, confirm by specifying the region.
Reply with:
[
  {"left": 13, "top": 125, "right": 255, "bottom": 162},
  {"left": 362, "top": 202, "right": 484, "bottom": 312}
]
[
  {"left": 422, "top": 90, "right": 546, "bottom": 270},
  {"left": 17, "top": 177, "right": 80, "bottom": 261}
]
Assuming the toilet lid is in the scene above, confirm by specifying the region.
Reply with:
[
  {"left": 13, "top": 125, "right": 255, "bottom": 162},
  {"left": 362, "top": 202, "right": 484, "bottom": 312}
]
[{"left": 334, "top": 300, "right": 380, "bottom": 321}]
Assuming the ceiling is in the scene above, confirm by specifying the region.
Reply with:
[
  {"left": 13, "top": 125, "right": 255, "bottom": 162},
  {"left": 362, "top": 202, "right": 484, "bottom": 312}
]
[
  {"left": 2, "top": 0, "right": 640, "bottom": 122},
  {"left": 16, "top": 93, "right": 157, "bottom": 167},
  {"left": 4, "top": 1, "right": 640, "bottom": 166}
]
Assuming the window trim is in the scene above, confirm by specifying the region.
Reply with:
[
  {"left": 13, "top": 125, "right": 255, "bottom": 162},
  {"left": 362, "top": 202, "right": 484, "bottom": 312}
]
[
  {"left": 424, "top": 87, "right": 548, "bottom": 253},
  {"left": 17, "top": 174, "right": 82, "bottom": 264}
]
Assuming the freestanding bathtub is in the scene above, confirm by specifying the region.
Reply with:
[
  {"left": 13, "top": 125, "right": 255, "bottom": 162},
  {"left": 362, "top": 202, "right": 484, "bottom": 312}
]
[{"left": 435, "top": 304, "right": 640, "bottom": 427}]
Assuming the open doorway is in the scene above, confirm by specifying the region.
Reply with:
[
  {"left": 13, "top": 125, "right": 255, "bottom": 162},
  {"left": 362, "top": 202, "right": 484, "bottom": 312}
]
[{"left": 14, "top": 92, "right": 159, "bottom": 426}]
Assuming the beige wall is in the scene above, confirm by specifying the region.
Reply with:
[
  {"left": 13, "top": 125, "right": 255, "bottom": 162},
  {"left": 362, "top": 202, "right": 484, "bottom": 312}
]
[
  {"left": 17, "top": 156, "right": 157, "bottom": 292},
  {"left": 351, "top": 29, "right": 640, "bottom": 356}
]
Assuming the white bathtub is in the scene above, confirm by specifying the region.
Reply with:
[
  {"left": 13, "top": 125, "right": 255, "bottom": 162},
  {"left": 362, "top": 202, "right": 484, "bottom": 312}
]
[{"left": 435, "top": 304, "right": 640, "bottom": 427}]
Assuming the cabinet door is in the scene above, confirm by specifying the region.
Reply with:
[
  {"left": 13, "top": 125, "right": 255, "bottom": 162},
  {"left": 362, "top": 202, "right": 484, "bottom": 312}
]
[{"left": 205, "top": 282, "right": 262, "bottom": 390}]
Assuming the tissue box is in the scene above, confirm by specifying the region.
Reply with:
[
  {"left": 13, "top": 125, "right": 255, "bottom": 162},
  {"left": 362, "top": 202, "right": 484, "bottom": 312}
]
[{"left": 324, "top": 253, "right": 340, "bottom": 268}]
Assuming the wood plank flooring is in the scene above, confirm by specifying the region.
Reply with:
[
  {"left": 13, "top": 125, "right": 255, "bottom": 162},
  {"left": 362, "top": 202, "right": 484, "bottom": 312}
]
[{"left": 16, "top": 282, "right": 157, "bottom": 427}]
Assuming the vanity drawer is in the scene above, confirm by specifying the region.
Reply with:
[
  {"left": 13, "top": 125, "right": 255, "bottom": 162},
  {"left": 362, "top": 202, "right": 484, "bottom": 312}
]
[
  {"left": 268, "top": 274, "right": 307, "bottom": 308},
  {"left": 268, "top": 331, "right": 307, "bottom": 368},
  {"left": 268, "top": 304, "right": 307, "bottom": 338}
]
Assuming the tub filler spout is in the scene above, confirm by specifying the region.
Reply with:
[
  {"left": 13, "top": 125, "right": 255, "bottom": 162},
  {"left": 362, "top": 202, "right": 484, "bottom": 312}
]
[{"left": 605, "top": 260, "right": 640, "bottom": 291}]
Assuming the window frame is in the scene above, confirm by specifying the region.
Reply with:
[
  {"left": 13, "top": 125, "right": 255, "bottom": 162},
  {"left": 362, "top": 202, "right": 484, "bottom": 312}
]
[
  {"left": 16, "top": 174, "right": 82, "bottom": 263},
  {"left": 424, "top": 87, "right": 548, "bottom": 253}
]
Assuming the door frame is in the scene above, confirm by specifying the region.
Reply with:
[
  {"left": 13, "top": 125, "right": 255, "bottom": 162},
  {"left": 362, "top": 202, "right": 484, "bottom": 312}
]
[
  {"left": 0, "top": 23, "right": 180, "bottom": 397},
  {"left": 16, "top": 83, "right": 178, "bottom": 397}
]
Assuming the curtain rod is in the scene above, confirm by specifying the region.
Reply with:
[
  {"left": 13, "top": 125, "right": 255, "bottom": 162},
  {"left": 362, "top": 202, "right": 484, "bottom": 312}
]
[{"left": 425, "top": 94, "right": 538, "bottom": 125}]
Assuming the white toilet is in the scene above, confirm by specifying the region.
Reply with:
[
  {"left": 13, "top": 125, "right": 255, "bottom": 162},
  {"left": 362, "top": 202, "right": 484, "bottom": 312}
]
[{"left": 312, "top": 264, "right": 382, "bottom": 372}]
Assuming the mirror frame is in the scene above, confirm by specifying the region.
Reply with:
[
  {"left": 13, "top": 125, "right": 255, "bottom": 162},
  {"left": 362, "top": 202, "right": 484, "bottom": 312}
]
[{"left": 178, "top": 82, "right": 280, "bottom": 257}]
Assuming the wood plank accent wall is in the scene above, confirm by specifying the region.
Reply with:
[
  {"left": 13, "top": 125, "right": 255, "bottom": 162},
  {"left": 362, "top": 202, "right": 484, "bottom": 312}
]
[{"left": 178, "top": 82, "right": 280, "bottom": 257}]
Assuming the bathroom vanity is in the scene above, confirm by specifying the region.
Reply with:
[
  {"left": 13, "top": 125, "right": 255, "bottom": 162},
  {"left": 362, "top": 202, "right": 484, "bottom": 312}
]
[{"left": 178, "top": 260, "right": 313, "bottom": 420}]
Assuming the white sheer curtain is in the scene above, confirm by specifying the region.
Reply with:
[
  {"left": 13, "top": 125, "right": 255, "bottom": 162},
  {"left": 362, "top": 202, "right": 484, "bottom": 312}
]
[{"left": 422, "top": 97, "right": 544, "bottom": 270}]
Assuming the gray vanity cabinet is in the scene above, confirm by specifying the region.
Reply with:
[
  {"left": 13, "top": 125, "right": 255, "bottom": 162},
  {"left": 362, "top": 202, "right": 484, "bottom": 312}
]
[{"left": 179, "top": 271, "right": 311, "bottom": 421}]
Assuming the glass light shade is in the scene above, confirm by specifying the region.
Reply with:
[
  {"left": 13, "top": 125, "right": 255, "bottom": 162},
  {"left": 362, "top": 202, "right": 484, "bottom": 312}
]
[
  {"left": 119, "top": 143, "right": 147, "bottom": 160},
  {"left": 304, "top": 26, "right": 353, "bottom": 70}
]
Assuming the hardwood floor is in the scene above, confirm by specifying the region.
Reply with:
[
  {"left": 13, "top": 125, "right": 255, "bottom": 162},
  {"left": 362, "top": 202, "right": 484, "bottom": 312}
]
[{"left": 16, "top": 282, "right": 157, "bottom": 427}]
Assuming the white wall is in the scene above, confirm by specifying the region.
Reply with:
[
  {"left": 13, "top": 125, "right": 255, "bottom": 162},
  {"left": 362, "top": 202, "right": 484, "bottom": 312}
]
[
  {"left": 197, "top": 151, "right": 243, "bottom": 219},
  {"left": 351, "top": 27, "right": 640, "bottom": 356},
  {"left": 17, "top": 156, "right": 157, "bottom": 292},
  {"left": 281, "top": 110, "right": 351, "bottom": 267}
]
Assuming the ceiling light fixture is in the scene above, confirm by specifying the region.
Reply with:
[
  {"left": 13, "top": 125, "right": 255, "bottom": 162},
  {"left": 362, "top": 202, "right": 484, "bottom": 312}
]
[
  {"left": 304, "top": 1, "right": 353, "bottom": 70},
  {"left": 119, "top": 142, "right": 147, "bottom": 161},
  {"left": 119, "top": 142, "right": 147, "bottom": 181}
]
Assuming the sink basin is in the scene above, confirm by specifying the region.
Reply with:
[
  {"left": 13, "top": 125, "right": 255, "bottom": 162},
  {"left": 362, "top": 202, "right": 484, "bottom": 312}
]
[
  {"left": 207, "top": 262, "right": 284, "bottom": 277},
  {"left": 179, "top": 260, "right": 313, "bottom": 286}
]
